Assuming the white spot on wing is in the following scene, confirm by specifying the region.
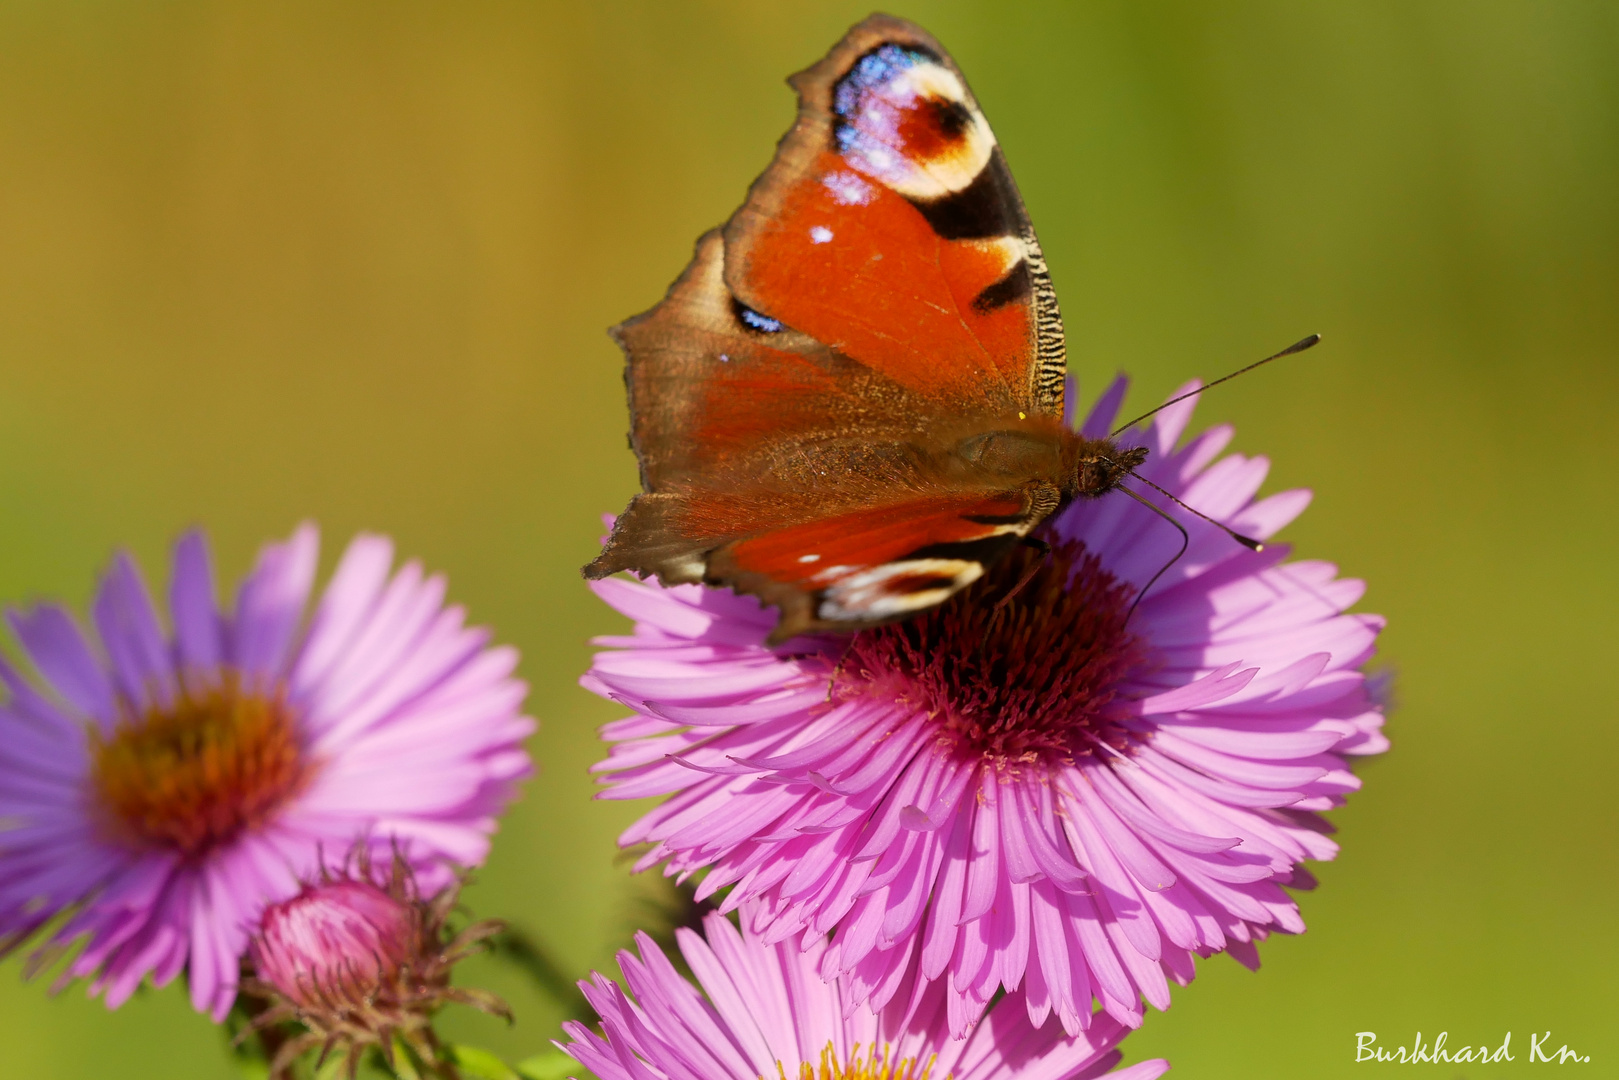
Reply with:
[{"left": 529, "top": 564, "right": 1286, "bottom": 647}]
[
  {"left": 817, "top": 559, "right": 984, "bottom": 622},
  {"left": 666, "top": 554, "right": 708, "bottom": 582},
  {"left": 809, "top": 226, "right": 834, "bottom": 244},
  {"left": 798, "top": 554, "right": 821, "bottom": 563},
  {"left": 822, "top": 170, "right": 873, "bottom": 205}
]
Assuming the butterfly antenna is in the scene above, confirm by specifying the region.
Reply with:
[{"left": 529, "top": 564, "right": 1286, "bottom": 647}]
[
  {"left": 1109, "top": 333, "right": 1321, "bottom": 438},
  {"left": 1125, "top": 468, "right": 1265, "bottom": 551},
  {"left": 1114, "top": 485, "right": 1190, "bottom": 624}
]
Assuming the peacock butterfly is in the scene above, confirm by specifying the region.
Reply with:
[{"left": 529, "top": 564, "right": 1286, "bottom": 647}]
[{"left": 586, "top": 13, "right": 1295, "bottom": 644}]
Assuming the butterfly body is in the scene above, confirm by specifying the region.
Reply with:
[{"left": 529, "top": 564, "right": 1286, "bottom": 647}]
[{"left": 588, "top": 15, "right": 1145, "bottom": 643}]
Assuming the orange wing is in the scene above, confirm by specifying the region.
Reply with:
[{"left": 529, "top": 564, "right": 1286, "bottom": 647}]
[{"left": 723, "top": 14, "right": 1066, "bottom": 415}]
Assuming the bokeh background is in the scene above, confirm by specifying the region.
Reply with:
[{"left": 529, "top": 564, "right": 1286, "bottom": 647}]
[{"left": 1, "top": 2, "right": 1615, "bottom": 1076}]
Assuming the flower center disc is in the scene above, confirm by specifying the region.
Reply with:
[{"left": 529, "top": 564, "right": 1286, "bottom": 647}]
[
  {"left": 88, "top": 678, "right": 309, "bottom": 858},
  {"left": 838, "top": 536, "right": 1144, "bottom": 764}
]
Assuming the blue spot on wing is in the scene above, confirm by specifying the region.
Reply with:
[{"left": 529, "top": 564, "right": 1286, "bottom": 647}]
[
  {"left": 736, "top": 304, "right": 783, "bottom": 333},
  {"left": 834, "top": 44, "right": 932, "bottom": 120}
]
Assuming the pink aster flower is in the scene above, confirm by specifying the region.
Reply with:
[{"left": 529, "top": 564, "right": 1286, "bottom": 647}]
[
  {"left": 562, "top": 907, "right": 1168, "bottom": 1080},
  {"left": 583, "top": 377, "right": 1388, "bottom": 1037},
  {"left": 0, "top": 525, "right": 533, "bottom": 1019}
]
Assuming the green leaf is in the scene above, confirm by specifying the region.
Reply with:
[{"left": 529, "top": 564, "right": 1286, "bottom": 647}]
[
  {"left": 514, "top": 1048, "right": 579, "bottom": 1080},
  {"left": 315, "top": 1052, "right": 353, "bottom": 1080},
  {"left": 447, "top": 1043, "right": 523, "bottom": 1080},
  {"left": 388, "top": 1036, "right": 423, "bottom": 1080}
]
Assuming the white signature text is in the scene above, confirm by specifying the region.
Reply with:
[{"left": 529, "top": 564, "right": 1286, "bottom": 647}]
[{"left": 1355, "top": 1031, "right": 1592, "bottom": 1064}]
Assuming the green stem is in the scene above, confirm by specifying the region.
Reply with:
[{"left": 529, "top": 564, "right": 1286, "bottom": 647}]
[{"left": 228, "top": 989, "right": 296, "bottom": 1080}]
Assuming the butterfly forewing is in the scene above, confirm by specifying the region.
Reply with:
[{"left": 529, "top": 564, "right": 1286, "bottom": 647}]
[{"left": 723, "top": 15, "right": 1066, "bottom": 416}]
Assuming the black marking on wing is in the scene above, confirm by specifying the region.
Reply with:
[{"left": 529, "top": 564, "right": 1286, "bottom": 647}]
[
  {"left": 923, "top": 95, "right": 974, "bottom": 143},
  {"left": 910, "top": 165, "right": 1018, "bottom": 240},
  {"left": 962, "top": 509, "right": 1033, "bottom": 527},
  {"left": 972, "top": 259, "right": 1033, "bottom": 314},
  {"left": 906, "top": 533, "right": 1020, "bottom": 565}
]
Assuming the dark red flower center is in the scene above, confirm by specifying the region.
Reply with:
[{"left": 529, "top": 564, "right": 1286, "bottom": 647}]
[
  {"left": 88, "top": 676, "right": 311, "bottom": 858},
  {"left": 837, "top": 536, "right": 1145, "bottom": 765}
]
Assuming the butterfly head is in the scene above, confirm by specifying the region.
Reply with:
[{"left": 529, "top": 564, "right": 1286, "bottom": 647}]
[{"left": 1071, "top": 440, "right": 1148, "bottom": 500}]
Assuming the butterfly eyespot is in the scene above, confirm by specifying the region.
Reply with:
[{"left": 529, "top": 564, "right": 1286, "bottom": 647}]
[
  {"left": 831, "top": 42, "right": 994, "bottom": 202},
  {"left": 732, "top": 299, "right": 783, "bottom": 333}
]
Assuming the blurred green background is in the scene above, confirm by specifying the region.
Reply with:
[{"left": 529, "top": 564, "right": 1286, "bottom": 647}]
[{"left": 1, "top": 2, "right": 1615, "bottom": 1076}]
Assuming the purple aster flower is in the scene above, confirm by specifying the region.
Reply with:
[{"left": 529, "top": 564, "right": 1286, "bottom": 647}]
[
  {"left": 561, "top": 907, "right": 1168, "bottom": 1080},
  {"left": 583, "top": 377, "right": 1388, "bottom": 1036},
  {"left": 0, "top": 525, "right": 533, "bottom": 1019}
]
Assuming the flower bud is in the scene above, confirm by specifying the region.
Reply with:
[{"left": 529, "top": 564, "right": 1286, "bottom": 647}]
[
  {"left": 242, "top": 854, "right": 507, "bottom": 1078},
  {"left": 252, "top": 879, "right": 417, "bottom": 1012}
]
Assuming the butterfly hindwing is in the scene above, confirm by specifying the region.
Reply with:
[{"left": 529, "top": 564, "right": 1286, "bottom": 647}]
[{"left": 707, "top": 485, "right": 1059, "bottom": 643}]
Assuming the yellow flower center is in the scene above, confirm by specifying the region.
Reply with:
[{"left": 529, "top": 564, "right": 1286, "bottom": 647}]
[
  {"left": 88, "top": 676, "right": 310, "bottom": 858},
  {"left": 780, "top": 1044, "right": 938, "bottom": 1080}
]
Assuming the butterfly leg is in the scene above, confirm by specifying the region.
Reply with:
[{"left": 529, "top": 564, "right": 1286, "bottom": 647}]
[
  {"left": 825, "top": 636, "right": 860, "bottom": 703},
  {"left": 990, "top": 535, "right": 1051, "bottom": 616}
]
